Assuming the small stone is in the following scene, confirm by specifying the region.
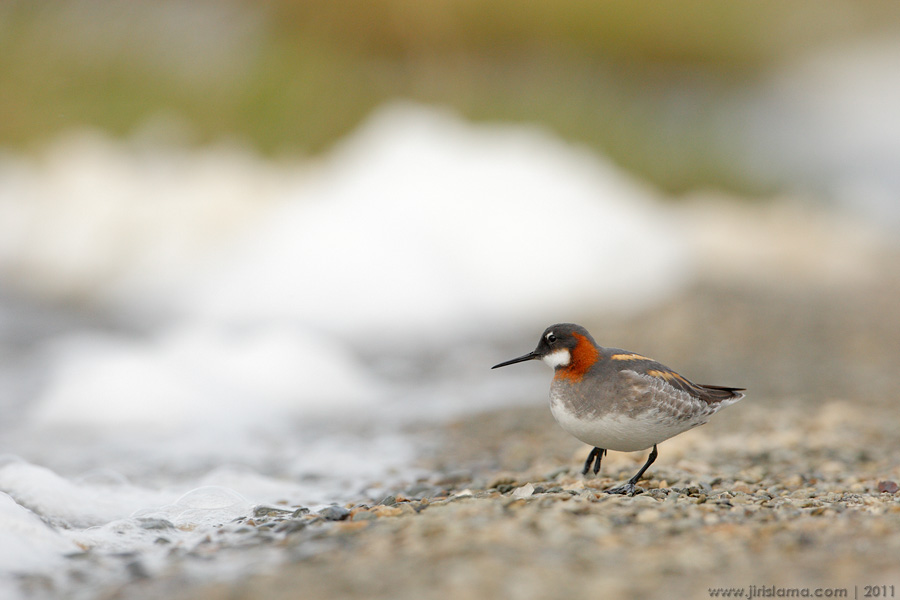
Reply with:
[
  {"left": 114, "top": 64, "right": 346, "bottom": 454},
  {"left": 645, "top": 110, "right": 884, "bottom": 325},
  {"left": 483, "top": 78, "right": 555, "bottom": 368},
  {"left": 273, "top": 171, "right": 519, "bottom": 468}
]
[
  {"left": 738, "top": 466, "right": 766, "bottom": 483},
  {"left": 351, "top": 510, "right": 378, "bottom": 521},
  {"left": 379, "top": 495, "right": 397, "bottom": 506},
  {"left": 405, "top": 482, "right": 442, "bottom": 499},
  {"left": 511, "top": 483, "right": 535, "bottom": 499},
  {"left": 732, "top": 482, "right": 754, "bottom": 494},
  {"left": 783, "top": 474, "right": 803, "bottom": 489},
  {"left": 275, "top": 520, "right": 308, "bottom": 534},
  {"left": 632, "top": 494, "right": 660, "bottom": 505},
  {"left": 562, "top": 481, "right": 584, "bottom": 492},
  {"left": 489, "top": 475, "right": 518, "bottom": 489},
  {"left": 636, "top": 509, "right": 662, "bottom": 524},
  {"left": 318, "top": 505, "right": 351, "bottom": 521},
  {"left": 877, "top": 481, "right": 899, "bottom": 494},
  {"left": 126, "top": 560, "right": 149, "bottom": 581},
  {"left": 254, "top": 506, "right": 293, "bottom": 518},
  {"left": 371, "top": 506, "right": 403, "bottom": 518},
  {"left": 397, "top": 503, "right": 417, "bottom": 515},
  {"left": 136, "top": 518, "right": 175, "bottom": 530}
]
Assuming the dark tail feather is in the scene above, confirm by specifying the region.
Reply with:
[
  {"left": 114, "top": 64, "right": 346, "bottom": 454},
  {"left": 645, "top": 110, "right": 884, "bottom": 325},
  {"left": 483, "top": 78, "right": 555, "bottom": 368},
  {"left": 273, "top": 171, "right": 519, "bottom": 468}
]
[{"left": 696, "top": 384, "right": 745, "bottom": 403}]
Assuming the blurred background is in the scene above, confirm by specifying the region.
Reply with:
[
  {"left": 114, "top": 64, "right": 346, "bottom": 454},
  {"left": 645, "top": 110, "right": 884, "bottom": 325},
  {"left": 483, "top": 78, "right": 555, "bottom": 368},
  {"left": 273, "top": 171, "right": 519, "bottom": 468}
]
[
  {"left": 1, "top": 1, "right": 900, "bottom": 597},
  {"left": 4, "top": 0, "right": 900, "bottom": 195},
  {"left": 2, "top": 0, "right": 899, "bottom": 417}
]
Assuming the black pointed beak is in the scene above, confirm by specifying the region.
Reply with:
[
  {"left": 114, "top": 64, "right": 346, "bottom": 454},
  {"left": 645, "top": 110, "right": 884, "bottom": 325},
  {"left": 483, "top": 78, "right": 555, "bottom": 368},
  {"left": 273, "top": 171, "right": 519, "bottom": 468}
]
[{"left": 491, "top": 351, "right": 540, "bottom": 369}]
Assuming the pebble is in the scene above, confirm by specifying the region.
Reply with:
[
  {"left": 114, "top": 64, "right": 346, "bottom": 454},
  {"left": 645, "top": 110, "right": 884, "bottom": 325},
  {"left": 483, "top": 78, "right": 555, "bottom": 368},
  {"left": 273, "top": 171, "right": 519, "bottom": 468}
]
[
  {"left": 636, "top": 509, "right": 662, "bottom": 524},
  {"left": 511, "top": 483, "right": 535, "bottom": 499},
  {"left": 254, "top": 506, "right": 294, "bottom": 518},
  {"left": 732, "top": 482, "right": 754, "bottom": 494},
  {"left": 489, "top": 475, "right": 519, "bottom": 489},
  {"left": 631, "top": 494, "right": 661, "bottom": 506},
  {"left": 137, "top": 518, "right": 175, "bottom": 530},
  {"left": 318, "top": 506, "right": 351, "bottom": 521},
  {"left": 404, "top": 483, "right": 443, "bottom": 499},
  {"left": 877, "top": 480, "right": 899, "bottom": 494}
]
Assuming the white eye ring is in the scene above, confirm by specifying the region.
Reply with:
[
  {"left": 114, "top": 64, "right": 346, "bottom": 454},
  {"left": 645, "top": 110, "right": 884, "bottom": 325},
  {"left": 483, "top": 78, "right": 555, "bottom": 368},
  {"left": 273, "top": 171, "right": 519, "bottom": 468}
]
[{"left": 546, "top": 332, "right": 556, "bottom": 343}]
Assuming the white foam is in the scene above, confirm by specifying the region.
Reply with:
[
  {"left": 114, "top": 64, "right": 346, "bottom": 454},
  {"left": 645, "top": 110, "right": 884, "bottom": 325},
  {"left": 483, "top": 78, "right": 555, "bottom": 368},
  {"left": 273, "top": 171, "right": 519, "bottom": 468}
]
[
  {"left": 0, "top": 133, "right": 300, "bottom": 301},
  {"left": 131, "top": 486, "right": 254, "bottom": 529},
  {"left": 0, "top": 459, "right": 172, "bottom": 528},
  {"left": 30, "top": 324, "right": 379, "bottom": 432},
  {"left": 0, "top": 491, "right": 80, "bottom": 573},
  {"left": 183, "top": 103, "right": 690, "bottom": 337}
]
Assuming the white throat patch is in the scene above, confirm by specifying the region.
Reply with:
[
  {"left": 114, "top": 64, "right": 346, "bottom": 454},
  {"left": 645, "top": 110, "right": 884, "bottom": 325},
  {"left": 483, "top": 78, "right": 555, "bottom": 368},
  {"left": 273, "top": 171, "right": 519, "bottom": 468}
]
[{"left": 542, "top": 349, "right": 571, "bottom": 369}]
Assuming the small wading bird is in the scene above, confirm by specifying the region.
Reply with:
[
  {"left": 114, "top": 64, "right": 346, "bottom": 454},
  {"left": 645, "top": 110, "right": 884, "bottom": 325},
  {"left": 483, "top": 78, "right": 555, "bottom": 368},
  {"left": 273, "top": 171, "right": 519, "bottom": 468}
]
[{"left": 492, "top": 323, "right": 744, "bottom": 495}]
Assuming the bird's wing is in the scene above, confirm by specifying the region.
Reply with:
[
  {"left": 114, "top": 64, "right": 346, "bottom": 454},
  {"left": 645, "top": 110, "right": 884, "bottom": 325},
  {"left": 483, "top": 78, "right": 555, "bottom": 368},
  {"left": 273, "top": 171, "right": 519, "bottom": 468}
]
[
  {"left": 613, "top": 368, "right": 707, "bottom": 422},
  {"left": 614, "top": 359, "right": 744, "bottom": 405},
  {"left": 613, "top": 368, "right": 743, "bottom": 429}
]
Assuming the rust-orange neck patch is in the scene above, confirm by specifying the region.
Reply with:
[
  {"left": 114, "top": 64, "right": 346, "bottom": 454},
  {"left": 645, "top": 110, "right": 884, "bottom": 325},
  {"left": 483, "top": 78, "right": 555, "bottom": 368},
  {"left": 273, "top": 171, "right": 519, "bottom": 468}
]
[{"left": 554, "top": 332, "right": 600, "bottom": 382}]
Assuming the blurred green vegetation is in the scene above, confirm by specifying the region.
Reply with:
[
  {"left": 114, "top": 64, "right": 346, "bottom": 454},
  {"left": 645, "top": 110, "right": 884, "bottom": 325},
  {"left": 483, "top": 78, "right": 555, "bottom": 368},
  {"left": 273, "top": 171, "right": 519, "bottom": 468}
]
[{"left": 2, "top": 0, "right": 900, "bottom": 193}]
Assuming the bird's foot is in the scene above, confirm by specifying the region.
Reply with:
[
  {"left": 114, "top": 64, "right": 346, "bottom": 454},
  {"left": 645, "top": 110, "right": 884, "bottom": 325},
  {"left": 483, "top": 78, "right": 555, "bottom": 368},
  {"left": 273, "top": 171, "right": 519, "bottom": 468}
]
[
  {"left": 581, "top": 447, "right": 607, "bottom": 476},
  {"left": 605, "top": 482, "right": 642, "bottom": 496}
]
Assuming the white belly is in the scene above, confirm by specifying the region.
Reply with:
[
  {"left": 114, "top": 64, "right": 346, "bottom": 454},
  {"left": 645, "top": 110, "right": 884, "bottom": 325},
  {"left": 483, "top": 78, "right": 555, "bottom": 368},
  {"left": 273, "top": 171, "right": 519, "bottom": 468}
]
[{"left": 549, "top": 400, "right": 697, "bottom": 452}]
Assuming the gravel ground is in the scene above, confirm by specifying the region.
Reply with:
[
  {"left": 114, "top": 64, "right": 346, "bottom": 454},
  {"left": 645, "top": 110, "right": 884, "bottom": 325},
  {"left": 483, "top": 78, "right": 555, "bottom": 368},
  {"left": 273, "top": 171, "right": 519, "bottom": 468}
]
[{"left": 131, "top": 257, "right": 900, "bottom": 600}]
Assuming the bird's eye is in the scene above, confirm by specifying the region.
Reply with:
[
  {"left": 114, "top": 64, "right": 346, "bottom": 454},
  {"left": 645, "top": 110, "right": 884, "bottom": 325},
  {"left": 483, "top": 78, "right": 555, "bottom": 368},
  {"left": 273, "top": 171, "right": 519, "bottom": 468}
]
[{"left": 546, "top": 333, "right": 557, "bottom": 343}]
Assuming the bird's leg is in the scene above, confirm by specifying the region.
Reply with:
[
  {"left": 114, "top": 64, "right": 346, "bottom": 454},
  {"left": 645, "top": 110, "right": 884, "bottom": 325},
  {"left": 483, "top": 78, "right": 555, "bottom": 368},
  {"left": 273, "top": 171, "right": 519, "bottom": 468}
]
[
  {"left": 593, "top": 448, "right": 607, "bottom": 475},
  {"left": 581, "top": 447, "right": 606, "bottom": 476},
  {"left": 606, "top": 444, "right": 659, "bottom": 496},
  {"left": 581, "top": 447, "right": 599, "bottom": 475}
]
